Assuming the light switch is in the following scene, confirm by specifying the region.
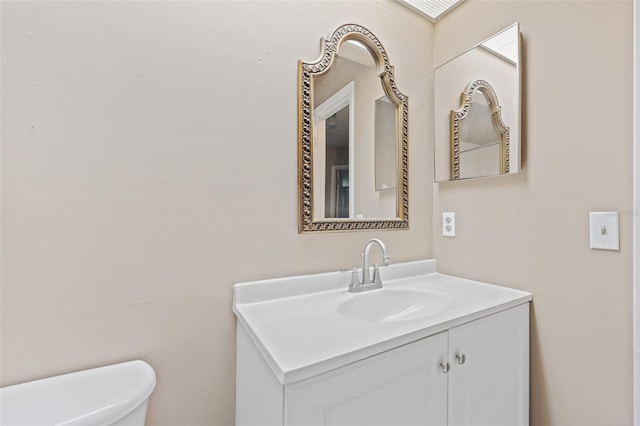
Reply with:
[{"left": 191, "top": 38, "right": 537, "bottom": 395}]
[
  {"left": 589, "top": 212, "right": 619, "bottom": 251},
  {"left": 443, "top": 212, "right": 455, "bottom": 237}
]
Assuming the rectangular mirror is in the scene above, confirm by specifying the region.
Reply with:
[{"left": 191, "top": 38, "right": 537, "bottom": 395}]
[{"left": 434, "top": 23, "right": 522, "bottom": 182}]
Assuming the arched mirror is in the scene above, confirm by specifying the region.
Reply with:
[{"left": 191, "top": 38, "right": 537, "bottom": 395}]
[
  {"left": 298, "top": 24, "right": 408, "bottom": 233},
  {"left": 451, "top": 80, "right": 509, "bottom": 179}
]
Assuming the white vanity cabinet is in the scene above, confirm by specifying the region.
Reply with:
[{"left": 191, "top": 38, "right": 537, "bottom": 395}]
[
  {"left": 236, "top": 303, "right": 529, "bottom": 426},
  {"left": 286, "top": 303, "right": 528, "bottom": 426},
  {"left": 447, "top": 303, "right": 529, "bottom": 425},
  {"left": 233, "top": 260, "right": 532, "bottom": 426},
  {"left": 285, "top": 331, "right": 449, "bottom": 425}
]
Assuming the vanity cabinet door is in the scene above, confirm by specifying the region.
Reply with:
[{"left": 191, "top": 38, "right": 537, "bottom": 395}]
[
  {"left": 284, "top": 332, "right": 448, "bottom": 426},
  {"left": 447, "top": 303, "right": 529, "bottom": 426}
]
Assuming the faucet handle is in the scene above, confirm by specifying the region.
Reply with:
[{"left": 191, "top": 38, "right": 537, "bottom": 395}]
[{"left": 341, "top": 267, "right": 361, "bottom": 291}]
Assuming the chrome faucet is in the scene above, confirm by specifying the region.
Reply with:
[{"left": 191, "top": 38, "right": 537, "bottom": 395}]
[{"left": 346, "top": 238, "right": 390, "bottom": 293}]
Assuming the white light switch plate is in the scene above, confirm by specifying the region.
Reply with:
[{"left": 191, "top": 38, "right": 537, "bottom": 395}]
[
  {"left": 443, "top": 212, "right": 455, "bottom": 237},
  {"left": 589, "top": 212, "right": 619, "bottom": 251}
]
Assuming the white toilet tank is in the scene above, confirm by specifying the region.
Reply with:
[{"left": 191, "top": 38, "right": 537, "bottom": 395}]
[{"left": 0, "top": 360, "right": 156, "bottom": 426}]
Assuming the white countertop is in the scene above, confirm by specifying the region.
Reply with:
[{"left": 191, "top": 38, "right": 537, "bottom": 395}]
[{"left": 233, "top": 260, "right": 531, "bottom": 385}]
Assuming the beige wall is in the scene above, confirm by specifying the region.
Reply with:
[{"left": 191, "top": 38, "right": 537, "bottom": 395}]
[
  {"left": 0, "top": 1, "right": 433, "bottom": 425},
  {"left": 433, "top": 1, "right": 634, "bottom": 424}
]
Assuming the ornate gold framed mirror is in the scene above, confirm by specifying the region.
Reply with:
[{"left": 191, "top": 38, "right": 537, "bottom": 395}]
[
  {"left": 298, "top": 24, "right": 409, "bottom": 233},
  {"left": 450, "top": 79, "right": 510, "bottom": 180}
]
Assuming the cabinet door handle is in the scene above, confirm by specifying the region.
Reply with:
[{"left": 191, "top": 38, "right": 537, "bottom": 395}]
[
  {"left": 455, "top": 353, "right": 466, "bottom": 365},
  {"left": 440, "top": 362, "right": 450, "bottom": 373}
]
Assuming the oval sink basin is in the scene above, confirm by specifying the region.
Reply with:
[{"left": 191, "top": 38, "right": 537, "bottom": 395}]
[{"left": 338, "top": 288, "right": 451, "bottom": 322}]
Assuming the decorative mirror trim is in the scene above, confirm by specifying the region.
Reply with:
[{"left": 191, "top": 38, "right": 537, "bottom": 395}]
[
  {"left": 450, "top": 79, "right": 510, "bottom": 180},
  {"left": 298, "top": 24, "right": 409, "bottom": 233}
]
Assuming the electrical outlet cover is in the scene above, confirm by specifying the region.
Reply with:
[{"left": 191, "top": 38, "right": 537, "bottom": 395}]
[{"left": 443, "top": 212, "right": 455, "bottom": 237}]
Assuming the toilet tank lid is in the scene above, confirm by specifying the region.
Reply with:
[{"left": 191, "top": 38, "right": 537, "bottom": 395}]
[{"left": 0, "top": 360, "right": 156, "bottom": 426}]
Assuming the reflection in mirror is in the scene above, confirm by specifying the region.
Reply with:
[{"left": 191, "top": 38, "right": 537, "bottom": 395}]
[
  {"left": 298, "top": 24, "right": 408, "bottom": 232},
  {"left": 460, "top": 92, "right": 502, "bottom": 177},
  {"left": 313, "top": 82, "right": 354, "bottom": 219},
  {"left": 325, "top": 108, "right": 350, "bottom": 218},
  {"left": 375, "top": 95, "right": 397, "bottom": 191},
  {"left": 312, "top": 40, "right": 396, "bottom": 220},
  {"left": 452, "top": 80, "right": 509, "bottom": 179},
  {"left": 435, "top": 23, "right": 521, "bottom": 181}
]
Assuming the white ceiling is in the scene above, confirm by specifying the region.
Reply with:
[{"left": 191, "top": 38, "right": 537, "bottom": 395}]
[{"left": 395, "top": 0, "right": 465, "bottom": 23}]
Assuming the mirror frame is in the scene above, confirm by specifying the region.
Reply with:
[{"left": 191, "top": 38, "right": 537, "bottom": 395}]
[
  {"left": 298, "top": 24, "right": 409, "bottom": 233},
  {"left": 450, "top": 79, "right": 510, "bottom": 180}
]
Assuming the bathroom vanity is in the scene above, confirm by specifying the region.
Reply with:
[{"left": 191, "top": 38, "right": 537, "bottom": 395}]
[{"left": 233, "top": 260, "right": 531, "bottom": 426}]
